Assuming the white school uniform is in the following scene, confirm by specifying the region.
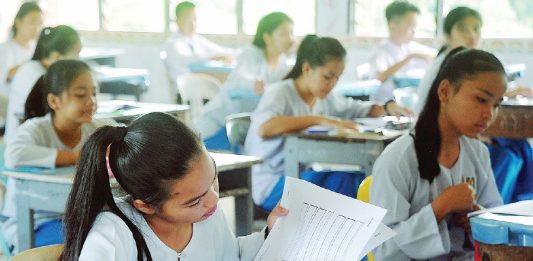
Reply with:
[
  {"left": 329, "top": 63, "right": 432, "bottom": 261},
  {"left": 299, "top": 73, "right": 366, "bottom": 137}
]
[
  {"left": 1, "top": 114, "right": 114, "bottom": 251},
  {"left": 195, "top": 45, "right": 291, "bottom": 138},
  {"left": 163, "top": 32, "right": 236, "bottom": 83},
  {"left": 0, "top": 39, "right": 34, "bottom": 95},
  {"left": 415, "top": 50, "right": 449, "bottom": 114},
  {"left": 244, "top": 79, "right": 372, "bottom": 205},
  {"left": 368, "top": 39, "right": 436, "bottom": 102},
  {"left": 369, "top": 134, "right": 503, "bottom": 261},
  {"left": 4, "top": 60, "right": 45, "bottom": 143},
  {"left": 79, "top": 199, "right": 265, "bottom": 261}
]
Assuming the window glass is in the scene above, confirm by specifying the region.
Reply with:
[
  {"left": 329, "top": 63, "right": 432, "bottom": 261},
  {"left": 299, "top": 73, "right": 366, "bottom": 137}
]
[{"left": 242, "top": 0, "right": 315, "bottom": 35}]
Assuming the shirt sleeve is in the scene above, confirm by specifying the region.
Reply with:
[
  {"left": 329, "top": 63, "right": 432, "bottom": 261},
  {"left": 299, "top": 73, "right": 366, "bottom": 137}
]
[
  {"left": 370, "top": 143, "right": 449, "bottom": 260},
  {"left": 0, "top": 45, "right": 11, "bottom": 86},
  {"left": 79, "top": 213, "right": 135, "bottom": 261},
  {"left": 4, "top": 121, "right": 58, "bottom": 169},
  {"left": 368, "top": 47, "right": 392, "bottom": 78},
  {"left": 328, "top": 94, "right": 373, "bottom": 119},
  {"left": 196, "top": 35, "right": 236, "bottom": 56},
  {"left": 474, "top": 141, "right": 504, "bottom": 208},
  {"left": 251, "top": 84, "right": 290, "bottom": 129}
]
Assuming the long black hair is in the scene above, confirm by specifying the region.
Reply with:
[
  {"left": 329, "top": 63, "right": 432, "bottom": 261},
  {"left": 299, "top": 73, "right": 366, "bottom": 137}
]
[
  {"left": 252, "top": 12, "right": 293, "bottom": 49},
  {"left": 414, "top": 48, "right": 505, "bottom": 182},
  {"left": 284, "top": 34, "right": 346, "bottom": 80},
  {"left": 61, "top": 112, "right": 204, "bottom": 261},
  {"left": 437, "top": 6, "right": 482, "bottom": 55},
  {"left": 11, "top": 2, "right": 41, "bottom": 37},
  {"left": 24, "top": 59, "right": 91, "bottom": 121},
  {"left": 32, "top": 25, "right": 80, "bottom": 61}
]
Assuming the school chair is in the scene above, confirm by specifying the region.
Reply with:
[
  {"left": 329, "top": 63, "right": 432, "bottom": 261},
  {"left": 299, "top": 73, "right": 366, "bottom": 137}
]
[
  {"left": 225, "top": 112, "right": 251, "bottom": 154},
  {"left": 12, "top": 244, "right": 63, "bottom": 261},
  {"left": 357, "top": 176, "right": 375, "bottom": 261},
  {"left": 176, "top": 73, "right": 221, "bottom": 120}
]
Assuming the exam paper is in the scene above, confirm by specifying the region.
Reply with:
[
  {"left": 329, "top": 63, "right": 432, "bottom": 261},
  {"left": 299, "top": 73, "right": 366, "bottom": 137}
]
[
  {"left": 254, "top": 177, "right": 393, "bottom": 261},
  {"left": 468, "top": 200, "right": 533, "bottom": 217}
]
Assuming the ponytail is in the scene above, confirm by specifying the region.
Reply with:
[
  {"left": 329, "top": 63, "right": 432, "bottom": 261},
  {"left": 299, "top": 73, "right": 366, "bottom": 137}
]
[
  {"left": 32, "top": 25, "right": 80, "bottom": 61},
  {"left": 62, "top": 126, "right": 152, "bottom": 261},
  {"left": 24, "top": 75, "right": 47, "bottom": 121}
]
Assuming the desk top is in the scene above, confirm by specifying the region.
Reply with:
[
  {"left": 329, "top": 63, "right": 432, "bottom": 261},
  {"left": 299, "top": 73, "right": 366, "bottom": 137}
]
[
  {"left": 80, "top": 48, "right": 124, "bottom": 60},
  {"left": 1, "top": 152, "right": 261, "bottom": 184},
  {"left": 94, "top": 100, "right": 189, "bottom": 120},
  {"left": 288, "top": 130, "right": 402, "bottom": 142}
]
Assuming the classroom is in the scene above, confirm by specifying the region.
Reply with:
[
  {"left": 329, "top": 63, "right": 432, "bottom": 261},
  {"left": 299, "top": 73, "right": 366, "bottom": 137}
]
[{"left": 0, "top": 0, "right": 531, "bottom": 260}]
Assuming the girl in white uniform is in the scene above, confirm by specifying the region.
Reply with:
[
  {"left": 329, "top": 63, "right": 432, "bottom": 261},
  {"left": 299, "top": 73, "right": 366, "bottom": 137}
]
[
  {"left": 370, "top": 48, "right": 505, "bottom": 260},
  {"left": 195, "top": 12, "right": 294, "bottom": 150},
  {"left": 0, "top": 2, "right": 42, "bottom": 95},
  {"left": 61, "top": 112, "right": 288, "bottom": 261},
  {"left": 4, "top": 25, "right": 82, "bottom": 143},
  {"left": 244, "top": 35, "right": 412, "bottom": 210},
  {"left": 2, "top": 60, "right": 114, "bottom": 253}
]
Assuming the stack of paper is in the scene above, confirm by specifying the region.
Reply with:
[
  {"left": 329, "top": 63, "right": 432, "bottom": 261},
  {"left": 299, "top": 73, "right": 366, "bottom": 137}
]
[{"left": 254, "top": 177, "right": 395, "bottom": 261}]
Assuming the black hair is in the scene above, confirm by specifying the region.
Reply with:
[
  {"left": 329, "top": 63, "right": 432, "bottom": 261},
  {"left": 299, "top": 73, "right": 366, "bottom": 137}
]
[
  {"left": 61, "top": 112, "right": 204, "bottom": 261},
  {"left": 175, "top": 1, "right": 195, "bottom": 19},
  {"left": 414, "top": 48, "right": 506, "bottom": 183},
  {"left": 284, "top": 34, "right": 346, "bottom": 80},
  {"left": 252, "top": 12, "right": 293, "bottom": 49},
  {"left": 24, "top": 59, "right": 91, "bottom": 121},
  {"left": 385, "top": 1, "right": 420, "bottom": 23},
  {"left": 11, "top": 2, "right": 41, "bottom": 37},
  {"left": 437, "top": 6, "right": 482, "bottom": 55},
  {"left": 32, "top": 25, "right": 80, "bottom": 61}
]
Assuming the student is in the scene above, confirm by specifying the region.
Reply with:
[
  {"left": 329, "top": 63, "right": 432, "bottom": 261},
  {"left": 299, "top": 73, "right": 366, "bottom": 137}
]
[
  {"left": 195, "top": 12, "right": 294, "bottom": 150},
  {"left": 0, "top": 2, "right": 42, "bottom": 95},
  {"left": 415, "top": 7, "right": 532, "bottom": 204},
  {"left": 368, "top": 0, "right": 436, "bottom": 102},
  {"left": 163, "top": 1, "right": 236, "bottom": 85},
  {"left": 244, "top": 35, "right": 412, "bottom": 211},
  {"left": 2, "top": 60, "right": 113, "bottom": 253},
  {"left": 60, "top": 112, "right": 288, "bottom": 261},
  {"left": 370, "top": 48, "right": 505, "bottom": 260},
  {"left": 416, "top": 6, "right": 482, "bottom": 113},
  {"left": 4, "top": 25, "right": 81, "bottom": 143}
]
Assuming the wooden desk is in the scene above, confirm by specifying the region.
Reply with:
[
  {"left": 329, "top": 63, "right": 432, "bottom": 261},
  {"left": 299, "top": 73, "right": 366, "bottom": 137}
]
[
  {"left": 95, "top": 100, "right": 191, "bottom": 126},
  {"left": 2, "top": 152, "right": 260, "bottom": 251},
  {"left": 284, "top": 132, "right": 400, "bottom": 178},
  {"left": 483, "top": 98, "right": 533, "bottom": 138}
]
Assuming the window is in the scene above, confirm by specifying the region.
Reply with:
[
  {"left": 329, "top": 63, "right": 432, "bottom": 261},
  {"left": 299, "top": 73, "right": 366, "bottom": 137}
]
[
  {"left": 40, "top": 0, "right": 99, "bottom": 30},
  {"left": 169, "top": 0, "right": 238, "bottom": 34},
  {"left": 443, "top": 0, "right": 533, "bottom": 38},
  {"left": 0, "top": 0, "right": 24, "bottom": 40},
  {"left": 242, "top": 0, "right": 315, "bottom": 35},
  {"left": 354, "top": 0, "right": 437, "bottom": 37},
  {"left": 102, "top": 0, "right": 165, "bottom": 32}
]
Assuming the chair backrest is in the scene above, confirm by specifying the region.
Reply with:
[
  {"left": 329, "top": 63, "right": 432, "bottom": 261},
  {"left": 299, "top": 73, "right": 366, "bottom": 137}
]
[
  {"left": 12, "top": 244, "right": 64, "bottom": 261},
  {"left": 177, "top": 73, "right": 221, "bottom": 120},
  {"left": 225, "top": 112, "right": 251, "bottom": 154},
  {"left": 357, "top": 176, "right": 372, "bottom": 203}
]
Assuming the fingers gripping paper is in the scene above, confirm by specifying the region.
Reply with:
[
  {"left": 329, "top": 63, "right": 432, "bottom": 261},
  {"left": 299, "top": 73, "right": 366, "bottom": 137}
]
[{"left": 254, "top": 177, "right": 395, "bottom": 261}]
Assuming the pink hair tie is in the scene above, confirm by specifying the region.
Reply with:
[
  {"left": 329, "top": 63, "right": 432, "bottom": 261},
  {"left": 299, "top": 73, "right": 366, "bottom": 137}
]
[{"left": 105, "top": 143, "right": 115, "bottom": 178}]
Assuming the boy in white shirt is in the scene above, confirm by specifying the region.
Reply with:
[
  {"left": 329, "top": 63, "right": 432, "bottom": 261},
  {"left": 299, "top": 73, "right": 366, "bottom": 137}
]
[{"left": 368, "top": 1, "right": 436, "bottom": 102}]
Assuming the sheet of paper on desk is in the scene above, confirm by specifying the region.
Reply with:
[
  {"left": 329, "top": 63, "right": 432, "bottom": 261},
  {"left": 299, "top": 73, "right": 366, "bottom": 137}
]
[
  {"left": 254, "top": 177, "right": 393, "bottom": 261},
  {"left": 468, "top": 200, "right": 533, "bottom": 218}
]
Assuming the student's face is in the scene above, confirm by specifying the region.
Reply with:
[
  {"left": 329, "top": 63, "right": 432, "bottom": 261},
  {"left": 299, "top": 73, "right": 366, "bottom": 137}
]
[
  {"left": 154, "top": 150, "right": 219, "bottom": 224},
  {"left": 389, "top": 12, "right": 418, "bottom": 43},
  {"left": 264, "top": 21, "right": 295, "bottom": 54},
  {"left": 447, "top": 16, "right": 482, "bottom": 49},
  {"left": 177, "top": 8, "right": 197, "bottom": 35},
  {"left": 304, "top": 59, "right": 345, "bottom": 99},
  {"left": 50, "top": 70, "right": 97, "bottom": 124},
  {"left": 439, "top": 72, "right": 506, "bottom": 138},
  {"left": 15, "top": 11, "right": 43, "bottom": 41}
]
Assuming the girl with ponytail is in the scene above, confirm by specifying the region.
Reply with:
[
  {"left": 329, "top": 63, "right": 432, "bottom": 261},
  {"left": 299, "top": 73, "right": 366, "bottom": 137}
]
[
  {"left": 62, "top": 112, "right": 287, "bottom": 260},
  {"left": 370, "top": 48, "right": 505, "bottom": 260},
  {"left": 2, "top": 59, "right": 113, "bottom": 253}
]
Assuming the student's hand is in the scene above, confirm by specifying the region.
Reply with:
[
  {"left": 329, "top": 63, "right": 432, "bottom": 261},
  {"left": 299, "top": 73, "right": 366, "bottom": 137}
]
[
  {"left": 212, "top": 55, "right": 233, "bottom": 64},
  {"left": 254, "top": 80, "right": 266, "bottom": 95},
  {"left": 266, "top": 203, "right": 289, "bottom": 232},
  {"left": 321, "top": 116, "right": 358, "bottom": 130},
  {"left": 384, "top": 102, "right": 414, "bottom": 117},
  {"left": 453, "top": 204, "right": 480, "bottom": 234},
  {"left": 432, "top": 183, "right": 475, "bottom": 222}
]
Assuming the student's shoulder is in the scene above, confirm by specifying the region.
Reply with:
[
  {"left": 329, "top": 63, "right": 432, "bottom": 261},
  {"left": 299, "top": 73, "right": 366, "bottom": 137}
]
[
  {"left": 263, "top": 79, "right": 294, "bottom": 98},
  {"left": 18, "top": 115, "right": 53, "bottom": 132},
  {"left": 460, "top": 136, "right": 489, "bottom": 157},
  {"left": 376, "top": 134, "right": 417, "bottom": 168}
]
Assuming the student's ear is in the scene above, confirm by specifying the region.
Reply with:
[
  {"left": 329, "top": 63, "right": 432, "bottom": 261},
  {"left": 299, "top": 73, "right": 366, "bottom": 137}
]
[
  {"left": 302, "top": 62, "right": 312, "bottom": 75},
  {"left": 263, "top": 33, "right": 272, "bottom": 47},
  {"left": 47, "top": 93, "right": 61, "bottom": 111},
  {"left": 438, "top": 79, "right": 452, "bottom": 103},
  {"left": 133, "top": 199, "right": 156, "bottom": 215}
]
